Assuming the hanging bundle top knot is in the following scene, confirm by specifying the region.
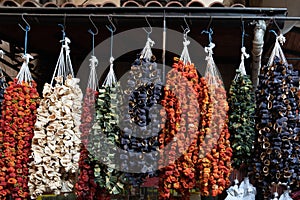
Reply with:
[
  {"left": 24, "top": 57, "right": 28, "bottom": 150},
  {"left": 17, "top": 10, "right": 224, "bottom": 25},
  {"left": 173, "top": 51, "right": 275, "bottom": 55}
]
[
  {"left": 89, "top": 55, "right": 98, "bottom": 69},
  {"left": 110, "top": 56, "right": 115, "bottom": 65},
  {"left": 277, "top": 33, "right": 286, "bottom": 45},
  {"left": 180, "top": 38, "right": 191, "bottom": 65},
  {"left": 62, "top": 37, "right": 71, "bottom": 55},
  {"left": 241, "top": 47, "right": 250, "bottom": 60},
  {"left": 140, "top": 37, "right": 155, "bottom": 61},
  {"left": 16, "top": 53, "right": 34, "bottom": 85},
  {"left": 22, "top": 53, "right": 33, "bottom": 64},
  {"left": 87, "top": 55, "right": 99, "bottom": 91},
  {"left": 205, "top": 42, "right": 215, "bottom": 57},
  {"left": 267, "top": 31, "right": 287, "bottom": 66}
]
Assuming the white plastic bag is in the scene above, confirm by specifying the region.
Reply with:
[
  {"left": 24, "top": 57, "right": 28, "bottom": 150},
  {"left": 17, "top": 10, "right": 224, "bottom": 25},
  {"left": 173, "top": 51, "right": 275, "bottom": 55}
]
[
  {"left": 240, "top": 177, "right": 256, "bottom": 200},
  {"left": 279, "top": 190, "right": 293, "bottom": 200}
]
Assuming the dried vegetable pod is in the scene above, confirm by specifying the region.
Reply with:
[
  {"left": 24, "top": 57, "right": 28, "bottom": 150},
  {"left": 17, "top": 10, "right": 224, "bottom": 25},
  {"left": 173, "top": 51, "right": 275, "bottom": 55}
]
[
  {"left": 75, "top": 55, "right": 99, "bottom": 200},
  {"left": 158, "top": 57, "right": 204, "bottom": 199},
  {"left": 252, "top": 33, "right": 300, "bottom": 199},
  {"left": 28, "top": 37, "right": 83, "bottom": 198},
  {"left": 228, "top": 47, "right": 256, "bottom": 168},
  {"left": 117, "top": 37, "right": 163, "bottom": 186},
  {"left": 198, "top": 41, "right": 232, "bottom": 197},
  {"left": 0, "top": 53, "right": 40, "bottom": 200}
]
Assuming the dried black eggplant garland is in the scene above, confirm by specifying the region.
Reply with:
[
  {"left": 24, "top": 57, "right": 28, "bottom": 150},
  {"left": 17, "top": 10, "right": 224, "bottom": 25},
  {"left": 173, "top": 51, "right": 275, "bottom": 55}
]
[
  {"left": 228, "top": 69, "right": 256, "bottom": 168},
  {"left": 253, "top": 37, "right": 300, "bottom": 199},
  {"left": 118, "top": 54, "right": 163, "bottom": 186}
]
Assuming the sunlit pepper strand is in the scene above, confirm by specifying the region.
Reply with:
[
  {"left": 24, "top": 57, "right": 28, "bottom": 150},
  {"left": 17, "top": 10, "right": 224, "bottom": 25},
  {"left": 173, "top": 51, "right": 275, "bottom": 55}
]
[{"left": 0, "top": 79, "right": 39, "bottom": 200}]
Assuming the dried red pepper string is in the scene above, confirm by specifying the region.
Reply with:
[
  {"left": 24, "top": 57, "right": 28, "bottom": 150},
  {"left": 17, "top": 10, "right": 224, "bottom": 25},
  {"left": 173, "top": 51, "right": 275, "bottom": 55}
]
[
  {"left": 75, "top": 88, "right": 99, "bottom": 200},
  {"left": 0, "top": 79, "right": 39, "bottom": 200}
]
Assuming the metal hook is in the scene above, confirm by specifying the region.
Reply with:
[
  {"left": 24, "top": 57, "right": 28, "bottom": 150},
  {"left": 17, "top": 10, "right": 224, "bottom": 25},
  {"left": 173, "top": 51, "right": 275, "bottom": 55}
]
[
  {"left": 106, "top": 15, "right": 116, "bottom": 33},
  {"left": 143, "top": 16, "right": 152, "bottom": 36},
  {"left": 88, "top": 14, "right": 98, "bottom": 36},
  {"left": 206, "top": 16, "right": 213, "bottom": 31},
  {"left": 18, "top": 13, "right": 31, "bottom": 32},
  {"left": 241, "top": 16, "right": 245, "bottom": 47},
  {"left": 181, "top": 15, "right": 190, "bottom": 36},
  {"left": 272, "top": 17, "right": 282, "bottom": 33}
]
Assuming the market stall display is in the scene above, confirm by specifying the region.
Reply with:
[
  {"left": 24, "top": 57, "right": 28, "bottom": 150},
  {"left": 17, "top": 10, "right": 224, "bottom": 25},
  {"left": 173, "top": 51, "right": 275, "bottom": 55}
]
[
  {"left": 28, "top": 33, "right": 83, "bottom": 198},
  {"left": 252, "top": 32, "right": 300, "bottom": 199}
]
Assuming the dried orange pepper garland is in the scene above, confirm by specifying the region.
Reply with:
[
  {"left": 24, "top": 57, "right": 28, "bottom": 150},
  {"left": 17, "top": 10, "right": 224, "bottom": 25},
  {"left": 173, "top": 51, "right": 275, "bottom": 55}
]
[
  {"left": 158, "top": 58, "right": 208, "bottom": 199},
  {"left": 0, "top": 79, "right": 39, "bottom": 200},
  {"left": 198, "top": 77, "right": 233, "bottom": 197}
]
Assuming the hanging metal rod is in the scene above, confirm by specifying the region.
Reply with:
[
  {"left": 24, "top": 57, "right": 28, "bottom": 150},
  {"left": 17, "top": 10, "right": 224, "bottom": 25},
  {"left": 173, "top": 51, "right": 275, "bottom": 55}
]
[
  {"left": 0, "top": 13, "right": 297, "bottom": 20},
  {"left": 0, "top": 7, "right": 289, "bottom": 19}
]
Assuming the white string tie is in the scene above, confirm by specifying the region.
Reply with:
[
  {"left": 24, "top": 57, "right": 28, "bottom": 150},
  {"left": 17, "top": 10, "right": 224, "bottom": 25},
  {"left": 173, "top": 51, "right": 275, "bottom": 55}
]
[
  {"left": 16, "top": 53, "right": 33, "bottom": 85},
  {"left": 234, "top": 47, "right": 250, "bottom": 79},
  {"left": 268, "top": 34, "right": 287, "bottom": 66},
  {"left": 140, "top": 37, "right": 155, "bottom": 61},
  {"left": 103, "top": 56, "right": 117, "bottom": 87},
  {"left": 51, "top": 37, "right": 74, "bottom": 86},
  {"left": 180, "top": 39, "right": 191, "bottom": 65},
  {"left": 277, "top": 34, "right": 286, "bottom": 45},
  {"left": 87, "top": 55, "right": 99, "bottom": 91},
  {"left": 204, "top": 42, "right": 215, "bottom": 57}
]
